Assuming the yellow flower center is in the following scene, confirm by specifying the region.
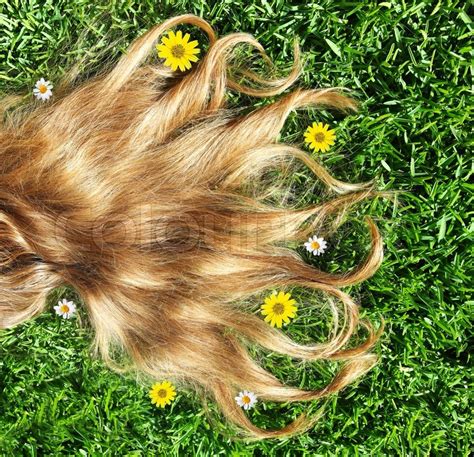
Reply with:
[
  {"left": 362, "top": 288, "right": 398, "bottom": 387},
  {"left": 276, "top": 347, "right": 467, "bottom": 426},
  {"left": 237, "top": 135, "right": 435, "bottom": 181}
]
[
  {"left": 39, "top": 84, "right": 48, "bottom": 94},
  {"left": 60, "top": 304, "right": 70, "bottom": 313},
  {"left": 272, "top": 302, "right": 285, "bottom": 315},
  {"left": 314, "top": 132, "right": 325, "bottom": 142},
  {"left": 242, "top": 395, "right": 251, "bottom": 404},
  {"left": 171, "top": 44, "right": 185, "bottom": 58},
  {"left": 157, "top": 388, "right": 168, "bottom": 398},
  {"left": 311, "top": 241, "right": 320, "bottom": 250}
]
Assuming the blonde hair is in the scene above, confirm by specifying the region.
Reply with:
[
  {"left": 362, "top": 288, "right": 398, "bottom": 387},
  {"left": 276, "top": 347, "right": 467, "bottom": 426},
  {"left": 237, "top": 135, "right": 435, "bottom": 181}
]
[{"left": 0, "top": 14, "right": 390, "bottom": 440}]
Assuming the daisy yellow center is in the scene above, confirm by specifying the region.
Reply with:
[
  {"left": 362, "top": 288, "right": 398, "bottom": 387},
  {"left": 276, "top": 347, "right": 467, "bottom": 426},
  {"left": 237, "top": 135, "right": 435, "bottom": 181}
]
[
  {"left": 311, "top": 241, "right": 320, "bottom": 250},
  {"left": 157, "top": 389, "right": 168, "bottom": 398},
  {"left": 60, "top": 304, "right": 70, "bottom": 313},
  {"left": 39, "top": 84, "right": 48, "bottom": 93},
  {"left": 171, "top": 44, "right": 185, "bottom": 58},
  {"left": 242, "top": 395, "right": 251, "bottom": 404},
  {"left": 272, "top": 302, "right": 285, "bottom": 315},
  {"left": 314, "top": 132, "right": 325, "bottom": 142}
]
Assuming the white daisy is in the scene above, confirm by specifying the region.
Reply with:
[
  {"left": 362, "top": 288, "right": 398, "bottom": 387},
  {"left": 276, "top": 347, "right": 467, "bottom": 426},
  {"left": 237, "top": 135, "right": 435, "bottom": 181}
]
[
  {"left": 54, "top": 299, "right": 77, "bottom": 319},
  {"left": 33, "top": 78, "right": 53, "bottom": 101},
  {"left": 304, "top": 235, "right": 328, "bottom": 256},
  {"left": 235, "top": 390, "right": 258, "bottom": 410}
]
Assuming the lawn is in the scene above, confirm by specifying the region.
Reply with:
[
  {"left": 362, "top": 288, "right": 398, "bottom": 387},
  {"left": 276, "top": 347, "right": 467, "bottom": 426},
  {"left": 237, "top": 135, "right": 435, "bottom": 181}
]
[{"left": 0, "top": 0, "right": 472, "bottom": 455}]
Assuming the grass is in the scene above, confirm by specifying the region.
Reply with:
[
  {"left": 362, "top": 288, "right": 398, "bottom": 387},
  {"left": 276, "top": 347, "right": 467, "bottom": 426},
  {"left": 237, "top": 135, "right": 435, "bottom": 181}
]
[{"left": 0, "top": 0, "right": 472, "bottom": 455}]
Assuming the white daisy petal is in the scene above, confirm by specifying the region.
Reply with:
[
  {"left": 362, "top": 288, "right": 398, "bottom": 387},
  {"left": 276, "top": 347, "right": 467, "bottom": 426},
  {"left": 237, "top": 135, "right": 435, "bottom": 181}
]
[
  {"left": 304, "top": 235, "right": 328, "bottom": 256},
  {"left": 235, "top": 390, "right": 258, "bottom": 410},
  {"left": 54, "top": 298, "right": 77, "bottom": 319},
  {"left": 33, "top": 78, "right": 53, "bottom": 101}
]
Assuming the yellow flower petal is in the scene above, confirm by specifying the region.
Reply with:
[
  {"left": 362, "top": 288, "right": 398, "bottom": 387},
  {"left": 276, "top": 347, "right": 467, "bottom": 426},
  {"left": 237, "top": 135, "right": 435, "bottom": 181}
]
[
  {"left": 260, "top": 290, "right": 297, "bottom": 328},
  {"left": 157, "top": 50, "right": 170, "bottom": 58},
  {"left": 187, "top": 52, "right": 200, "bottom": 61},
  {"left": 182, "top": 32, "right": 191, "bottom": 44},
  {"left": 150, "top": 381, "right": 177, "bottom": 408},
  {"left": 304, "top": 122, "right": 336, "bottom": 152},
  {"left": 157, "top": 30, "right": 200, "bottom": 71}
]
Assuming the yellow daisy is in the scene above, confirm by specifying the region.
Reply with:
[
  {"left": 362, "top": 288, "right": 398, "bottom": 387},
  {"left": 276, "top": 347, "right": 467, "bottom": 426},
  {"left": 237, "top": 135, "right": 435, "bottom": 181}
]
[
  {"left": 149, "top": 381, "right": 177, "bottom": 408},
  {"left": 304, "top": 122, "right": 336, "bottom": 152},
  {"left": 260, "top": 291, "right": 298, "bottom": 328},
  {"left": 156, "top": 30, "right": 200, "bottom": 71}
]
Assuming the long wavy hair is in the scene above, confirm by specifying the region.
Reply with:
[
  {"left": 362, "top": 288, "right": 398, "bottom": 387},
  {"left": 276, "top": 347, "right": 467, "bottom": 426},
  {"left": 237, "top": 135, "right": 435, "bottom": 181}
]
[{"left": 0, "top": 14, "right": 390, "bottom": 440}]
